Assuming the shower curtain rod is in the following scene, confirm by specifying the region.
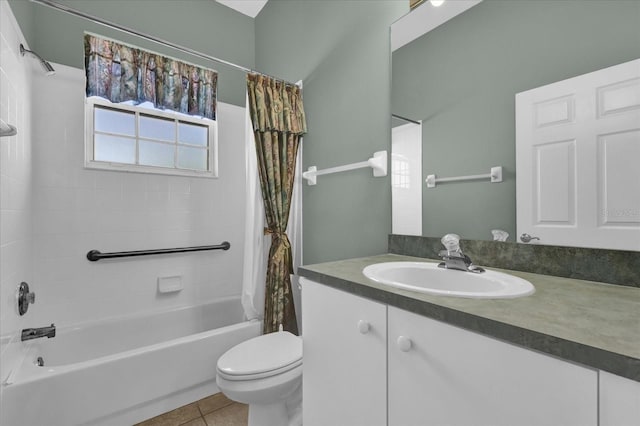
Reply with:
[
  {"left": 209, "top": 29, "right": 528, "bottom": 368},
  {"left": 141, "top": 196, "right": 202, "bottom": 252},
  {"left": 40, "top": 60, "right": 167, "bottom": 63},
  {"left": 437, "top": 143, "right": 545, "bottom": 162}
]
[
  {"left": 30, "top": 0, "right": 292, "bottom": 85},
  {"left": 392, "top": 114, "right": 421, "bottom": 125}
]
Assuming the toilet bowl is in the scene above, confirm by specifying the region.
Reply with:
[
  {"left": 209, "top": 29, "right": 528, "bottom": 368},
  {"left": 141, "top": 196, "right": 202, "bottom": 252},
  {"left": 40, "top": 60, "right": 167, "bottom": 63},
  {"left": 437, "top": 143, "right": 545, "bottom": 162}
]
[{"left": 216, "top": 330, "right": 302, "bottom": 426}]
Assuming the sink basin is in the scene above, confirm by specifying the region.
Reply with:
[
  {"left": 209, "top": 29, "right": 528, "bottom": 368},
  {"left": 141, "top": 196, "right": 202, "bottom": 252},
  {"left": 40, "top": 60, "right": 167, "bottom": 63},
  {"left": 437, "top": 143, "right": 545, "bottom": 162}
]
[{"left": 362, "top": 262, "right": 535, "bottom": 299}]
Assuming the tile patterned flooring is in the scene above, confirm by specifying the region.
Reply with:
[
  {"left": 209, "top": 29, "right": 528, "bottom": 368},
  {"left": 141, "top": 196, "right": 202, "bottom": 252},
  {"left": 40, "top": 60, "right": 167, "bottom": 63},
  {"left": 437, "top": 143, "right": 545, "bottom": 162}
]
[{"left": 135, "top": 393, "right": 248, "bottom": 426}]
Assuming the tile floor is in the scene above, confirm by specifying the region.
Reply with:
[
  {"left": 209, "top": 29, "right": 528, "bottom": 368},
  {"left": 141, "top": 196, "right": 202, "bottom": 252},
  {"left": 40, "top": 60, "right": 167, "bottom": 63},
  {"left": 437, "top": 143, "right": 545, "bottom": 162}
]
[{"left": 135, "top": 393, "right": 248, "bottom": 426}]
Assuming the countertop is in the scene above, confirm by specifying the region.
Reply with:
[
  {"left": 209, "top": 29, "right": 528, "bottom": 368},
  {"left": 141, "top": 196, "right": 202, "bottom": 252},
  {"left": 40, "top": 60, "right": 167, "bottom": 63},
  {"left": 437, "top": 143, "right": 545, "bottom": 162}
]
[{"left": 298, "top": 254, "right": 640, "bottom": 382}]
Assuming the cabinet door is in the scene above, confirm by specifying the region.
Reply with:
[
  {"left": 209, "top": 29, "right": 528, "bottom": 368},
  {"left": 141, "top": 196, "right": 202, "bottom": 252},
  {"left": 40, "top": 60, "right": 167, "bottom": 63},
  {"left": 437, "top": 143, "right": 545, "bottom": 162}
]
[
  {"left": 301, "top": 278, "right": 387, "bottom": 426},
  {"left": 600, "top": 370, "right": 640, "bottom": 426},
  {"left": 388, "top": 306, "right": 597, "bottom": 426}
]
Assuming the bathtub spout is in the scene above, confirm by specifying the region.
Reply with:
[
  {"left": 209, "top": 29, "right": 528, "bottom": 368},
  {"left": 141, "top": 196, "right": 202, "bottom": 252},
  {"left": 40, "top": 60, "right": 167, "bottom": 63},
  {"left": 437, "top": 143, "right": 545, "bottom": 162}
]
[{"left": 21, "top": 324, "right": 56, "bottom": 341}]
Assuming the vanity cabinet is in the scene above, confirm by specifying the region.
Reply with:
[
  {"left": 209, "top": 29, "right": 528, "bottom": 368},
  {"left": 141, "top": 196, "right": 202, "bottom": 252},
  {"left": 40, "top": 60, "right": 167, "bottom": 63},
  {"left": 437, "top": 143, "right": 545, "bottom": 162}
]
[{"left": 302, "top": 279, "right": 604, "bottom": 426}]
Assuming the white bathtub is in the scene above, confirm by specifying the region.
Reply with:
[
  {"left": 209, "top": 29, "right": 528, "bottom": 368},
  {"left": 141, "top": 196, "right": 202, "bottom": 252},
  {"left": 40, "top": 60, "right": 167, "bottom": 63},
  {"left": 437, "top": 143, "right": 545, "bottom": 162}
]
[{"left": 0, "top": 296, "right": 260, "bottom": 426}]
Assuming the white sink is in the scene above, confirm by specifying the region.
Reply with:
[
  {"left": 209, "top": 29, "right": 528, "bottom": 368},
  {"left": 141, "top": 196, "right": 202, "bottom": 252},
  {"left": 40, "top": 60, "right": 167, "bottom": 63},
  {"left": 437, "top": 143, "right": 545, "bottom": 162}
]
[{"left": 362, "top": 262, "right": 535, "bottom": 299}]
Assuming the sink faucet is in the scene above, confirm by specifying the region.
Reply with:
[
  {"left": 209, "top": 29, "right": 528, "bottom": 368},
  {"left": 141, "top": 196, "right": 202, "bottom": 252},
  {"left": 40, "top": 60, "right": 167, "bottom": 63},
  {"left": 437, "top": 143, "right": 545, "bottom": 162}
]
[
  {"left": 21, "top": 324, "right": 56, "bottom": 341},
  {"left": 438, "top": 234, "right": 485, "bottom": 273}
]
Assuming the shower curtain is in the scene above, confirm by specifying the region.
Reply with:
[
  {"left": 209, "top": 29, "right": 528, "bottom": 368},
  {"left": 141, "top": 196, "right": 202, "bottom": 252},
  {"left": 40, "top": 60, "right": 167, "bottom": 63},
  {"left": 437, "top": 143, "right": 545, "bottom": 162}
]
[
  {"left": 241, "top": 101, "right": 268, "bottom": 321},
  {"left": 245, "top": 74, "right": 306, "bottom": 334},
  {"left": 241, "top": 95, "right": 304, "bottom": 331}
]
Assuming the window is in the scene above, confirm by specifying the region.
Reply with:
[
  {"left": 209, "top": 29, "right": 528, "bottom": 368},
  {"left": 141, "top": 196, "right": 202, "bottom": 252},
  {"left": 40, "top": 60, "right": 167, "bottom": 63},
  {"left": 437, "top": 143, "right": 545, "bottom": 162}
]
[
  {"left": 85, "top": 97, "right": 217, "bottom": 177},
  {"left": 392, "top": 154, "right": 411, "bottom": 189}
]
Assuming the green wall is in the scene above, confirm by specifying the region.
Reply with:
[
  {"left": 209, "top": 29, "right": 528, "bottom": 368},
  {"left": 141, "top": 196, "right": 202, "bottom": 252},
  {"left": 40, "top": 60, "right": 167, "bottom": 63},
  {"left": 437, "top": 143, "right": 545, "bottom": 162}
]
[
  {"left": 256, "top": 1, "right": 407, "bottom": 264},
  {"left": 9, "top": 0, "right": 407, "bottom": 264},
  {"left": 8, "top": 0, "right": 255, "bottom": 106},
  {"left": 392, "top": 0, "right": 640, "bottom": 242}
]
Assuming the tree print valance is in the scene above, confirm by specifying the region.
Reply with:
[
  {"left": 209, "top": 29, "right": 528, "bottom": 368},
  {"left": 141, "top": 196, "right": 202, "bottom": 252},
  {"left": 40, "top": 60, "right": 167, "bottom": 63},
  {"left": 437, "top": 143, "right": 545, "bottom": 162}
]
[{"left": 84, "top": 33, "right": 217, "bottom": 120}]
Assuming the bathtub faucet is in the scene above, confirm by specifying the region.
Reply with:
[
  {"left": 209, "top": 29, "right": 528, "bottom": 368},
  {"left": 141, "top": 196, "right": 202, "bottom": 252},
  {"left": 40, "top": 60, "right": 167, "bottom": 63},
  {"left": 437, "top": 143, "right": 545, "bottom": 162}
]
[{"left": 21, "top": 323, "right": 56, "bottom": 341}]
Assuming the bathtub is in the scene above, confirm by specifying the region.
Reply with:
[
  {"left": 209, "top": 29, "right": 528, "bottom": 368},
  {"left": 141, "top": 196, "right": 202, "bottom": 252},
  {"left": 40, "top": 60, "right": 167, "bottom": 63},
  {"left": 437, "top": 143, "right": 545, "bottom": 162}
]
[{"left": 0, "top": 296, "right": 260, "bottom": 426}]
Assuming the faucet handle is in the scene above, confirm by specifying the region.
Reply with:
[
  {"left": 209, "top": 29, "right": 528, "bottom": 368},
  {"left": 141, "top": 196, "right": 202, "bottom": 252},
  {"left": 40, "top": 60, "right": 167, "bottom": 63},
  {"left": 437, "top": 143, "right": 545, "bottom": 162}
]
[
  {"left": 18, "top": 282, "right": 35, "bottom": 316},
  {"left": 441, "top": 233, "right": 461, "bottom": 252}
]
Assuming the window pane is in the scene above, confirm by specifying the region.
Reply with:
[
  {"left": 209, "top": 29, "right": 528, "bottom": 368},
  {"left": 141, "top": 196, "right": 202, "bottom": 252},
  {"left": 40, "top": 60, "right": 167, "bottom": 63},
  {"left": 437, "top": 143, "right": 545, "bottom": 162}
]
[
  {"left": 139, "top": 141, "right": 175, "bottom": 168},
  {"left": 177, "top": 146, "right": 208, "bottom": 171},
  {"left": 94, "top": 134, "right": 136, "bottom": 164},
  {"left": 95, "top": 107, "right": 135, "bottom": 136},
  {"left": 140, "top": 115, "right": 175, "bottom": 142},
  {"left": 179, "top": 122, "right": 208, "bottom": 147}
]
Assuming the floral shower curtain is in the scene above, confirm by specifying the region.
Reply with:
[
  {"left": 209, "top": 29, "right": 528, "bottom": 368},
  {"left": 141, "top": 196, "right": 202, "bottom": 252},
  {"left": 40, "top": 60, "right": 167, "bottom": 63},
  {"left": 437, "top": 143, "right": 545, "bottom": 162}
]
[
  {"left": 84, "top": 33, "right": 217, "bottom": 119},
  {"left": 246, "top": 73, "right": 307, "bottom": 335}
]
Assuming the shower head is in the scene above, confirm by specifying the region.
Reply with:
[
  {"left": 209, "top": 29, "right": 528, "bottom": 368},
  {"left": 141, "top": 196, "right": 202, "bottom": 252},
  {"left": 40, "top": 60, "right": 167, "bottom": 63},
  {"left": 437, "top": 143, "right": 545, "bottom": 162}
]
[
  {"left": 19, "top": 43, "right": 55, "bottom": 76},
  {"left": 0, "top": 118, "right": 17, "bottom": 138}
]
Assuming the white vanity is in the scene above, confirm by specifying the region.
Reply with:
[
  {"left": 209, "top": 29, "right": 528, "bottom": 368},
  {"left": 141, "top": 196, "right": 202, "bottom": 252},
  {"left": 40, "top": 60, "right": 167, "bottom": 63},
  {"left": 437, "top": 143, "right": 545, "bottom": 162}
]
[{"left": 299, "top": 254, "right": 640, "bottom": 426}]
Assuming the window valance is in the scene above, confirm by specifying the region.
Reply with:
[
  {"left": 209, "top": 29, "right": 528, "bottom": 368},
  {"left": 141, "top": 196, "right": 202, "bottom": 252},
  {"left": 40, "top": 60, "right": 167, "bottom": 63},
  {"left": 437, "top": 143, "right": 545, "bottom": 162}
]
[{"left": 84, "top": 33, "right": 217, "bottom": 120}]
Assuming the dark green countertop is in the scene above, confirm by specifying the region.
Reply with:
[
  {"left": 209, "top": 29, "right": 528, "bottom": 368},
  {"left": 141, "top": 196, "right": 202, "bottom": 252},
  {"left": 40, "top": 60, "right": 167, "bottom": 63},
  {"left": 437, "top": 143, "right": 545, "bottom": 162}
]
[{"left": 298, "top": 254, "right": 640, "bottom": 382}]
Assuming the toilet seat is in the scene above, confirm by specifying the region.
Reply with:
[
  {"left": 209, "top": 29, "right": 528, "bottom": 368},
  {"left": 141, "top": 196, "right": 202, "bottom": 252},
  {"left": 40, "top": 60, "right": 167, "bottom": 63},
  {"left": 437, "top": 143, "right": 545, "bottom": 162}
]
[{"left": 217, "top": 331, "right": 302, "bottom": 381}]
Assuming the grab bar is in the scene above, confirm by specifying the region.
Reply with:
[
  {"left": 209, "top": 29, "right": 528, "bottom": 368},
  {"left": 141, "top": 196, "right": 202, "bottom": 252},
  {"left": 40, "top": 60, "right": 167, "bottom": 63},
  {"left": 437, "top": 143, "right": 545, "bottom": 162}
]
[{"left": 86, "top": 242, "right": 230, "bottom": 261}]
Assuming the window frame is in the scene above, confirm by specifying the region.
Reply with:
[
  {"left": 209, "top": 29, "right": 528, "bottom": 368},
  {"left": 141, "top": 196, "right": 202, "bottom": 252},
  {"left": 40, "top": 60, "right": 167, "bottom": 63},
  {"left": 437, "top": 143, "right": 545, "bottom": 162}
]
[{"left": 84, "top": 97, "right": 218, "bottom": 178}]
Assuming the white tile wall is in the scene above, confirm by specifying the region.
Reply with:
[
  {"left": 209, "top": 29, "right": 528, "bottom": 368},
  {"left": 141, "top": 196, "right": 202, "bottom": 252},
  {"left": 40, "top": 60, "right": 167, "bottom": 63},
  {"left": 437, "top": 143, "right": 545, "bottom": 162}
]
[
  {"left": 29, "top": 64, "right": 247, "bottom": 328},
  {"left": 1, "top": 2, "right": 247, "bottom": 389},
  {"left": 0, "top": 0, "right": 34, "bottom": 384}
]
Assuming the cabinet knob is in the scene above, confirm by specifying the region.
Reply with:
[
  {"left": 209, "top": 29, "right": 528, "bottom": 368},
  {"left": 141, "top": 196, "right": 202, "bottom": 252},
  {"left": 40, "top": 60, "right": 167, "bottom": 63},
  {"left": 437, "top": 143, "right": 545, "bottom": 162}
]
[
  {"left": 357, "top": 320, "right": 370, "bottom": 334},
  {"left": 397, "top": 336, "right": 412, "bottom": 352}
]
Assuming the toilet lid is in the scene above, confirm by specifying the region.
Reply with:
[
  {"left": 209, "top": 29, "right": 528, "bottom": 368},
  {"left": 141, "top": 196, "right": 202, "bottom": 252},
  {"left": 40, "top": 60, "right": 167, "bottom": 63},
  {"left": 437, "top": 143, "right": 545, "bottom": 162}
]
[{"left": 217, "top": 331, "right": 302, "bottom": 378}]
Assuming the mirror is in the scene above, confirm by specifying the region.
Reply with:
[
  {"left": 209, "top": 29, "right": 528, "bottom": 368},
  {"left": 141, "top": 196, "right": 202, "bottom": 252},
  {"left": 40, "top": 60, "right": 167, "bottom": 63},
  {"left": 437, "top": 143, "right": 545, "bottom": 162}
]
[{"left": 391, "top": 0, "right": 640, "bottom": 249}]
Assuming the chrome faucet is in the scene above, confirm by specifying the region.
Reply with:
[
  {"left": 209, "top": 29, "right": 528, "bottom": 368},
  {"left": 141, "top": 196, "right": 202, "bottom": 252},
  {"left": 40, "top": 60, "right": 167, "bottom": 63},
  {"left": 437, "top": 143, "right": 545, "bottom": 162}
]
[
  {"left": 438, "top": 234, "right": 485, "bottom": 273},
  {"left": 21, "top": 324, "right": 56, "bottom": 341}
]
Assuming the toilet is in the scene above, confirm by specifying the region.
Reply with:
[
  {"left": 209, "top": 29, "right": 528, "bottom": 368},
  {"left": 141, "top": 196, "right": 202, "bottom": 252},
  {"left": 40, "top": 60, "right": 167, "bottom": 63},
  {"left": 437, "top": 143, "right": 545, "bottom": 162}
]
[{"left": 216, "top": 330, "right": 303, "bottom": 426}]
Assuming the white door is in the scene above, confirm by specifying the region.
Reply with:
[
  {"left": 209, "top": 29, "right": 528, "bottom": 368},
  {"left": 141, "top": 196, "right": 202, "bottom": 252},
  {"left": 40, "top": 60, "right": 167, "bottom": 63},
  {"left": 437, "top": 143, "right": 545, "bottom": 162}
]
[
  {"left": 388, "top": 306, "right": 598, "bottom": 426},
  {"left": 301, "top": 278, "right": 387, "bottom": 426},
  {"left": 516, "top": 59, "right": 640, "bottom": 250}
]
